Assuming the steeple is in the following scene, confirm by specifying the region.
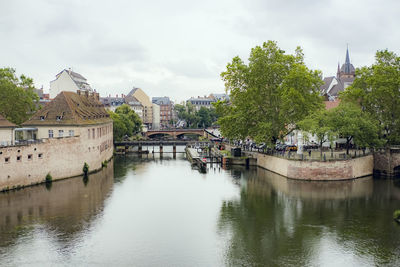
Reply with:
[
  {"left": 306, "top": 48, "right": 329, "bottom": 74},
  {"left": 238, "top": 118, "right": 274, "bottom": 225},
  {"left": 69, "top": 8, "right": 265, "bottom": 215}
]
[
  {"left": 337, "top": 62, "right": 340, "bottom": 78},
  {"left": 344, "top": 45, "right": 351, "bottom": 74}
]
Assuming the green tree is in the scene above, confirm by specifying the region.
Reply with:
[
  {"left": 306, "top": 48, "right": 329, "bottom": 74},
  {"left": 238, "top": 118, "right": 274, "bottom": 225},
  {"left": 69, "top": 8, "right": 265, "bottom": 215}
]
[
  {"left": 341, "top": 49, "right": 400, "bottom": 145},
  {"left": 330, "top": 103, "right": 380, "bottom": 154},
  {"left": 108, "top": 104, "right": 142, "bottom": 141},
  {"left": 115, "top": 104, "right": 142, "bottom": 134},
  {"left": 217, "top": 41, "right": 323, "bottom": 145},
  {"left": 298, "top": 109, "right": 335, "bottom": 158},
  {"left": 0, "top": 67, "right": 39, "bottom": 124}
]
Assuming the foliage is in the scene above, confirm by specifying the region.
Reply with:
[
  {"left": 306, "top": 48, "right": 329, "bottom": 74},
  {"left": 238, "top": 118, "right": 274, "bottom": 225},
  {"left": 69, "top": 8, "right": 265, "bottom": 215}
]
[
  {"left": 175, "top": 102, "right": 218, "bottom": 128},
  {"left": 341, "top": 49, "right": 400, "bottom": 145},
  {"left": 393, "top": 210, "right": 400, "bottom": 220},
  {"left": 299, "top": 102, "right": 380, "bottom": 155},
  {"left": 102, "top": 160, "right": 108, "bottom": 168},
  {"left": 216, "top": 41, "right": 323, "bottom": 145},
  {"left": 45, "top": 173, "right": 53, "bottom": 183},
  {"left": 83, "top": 162, "right": 89, "bottom": 175},
  {"left": 0, "top": 67, "right": 39, "bottom": 125},
  {"left": 298, "top": 108, "right": 335, "bottom": 158},
  {"left": 108, "top": 104, "right": 142, "bottom": 141},
  {"left": 330, "top": 102, "right": 380, "bottom": 154}
]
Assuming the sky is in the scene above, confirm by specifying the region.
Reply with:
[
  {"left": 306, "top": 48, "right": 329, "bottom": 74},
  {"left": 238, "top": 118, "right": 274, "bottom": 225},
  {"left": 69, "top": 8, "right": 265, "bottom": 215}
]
[{"left": 1, "top": 0, "right": 399, "bottom": 102}]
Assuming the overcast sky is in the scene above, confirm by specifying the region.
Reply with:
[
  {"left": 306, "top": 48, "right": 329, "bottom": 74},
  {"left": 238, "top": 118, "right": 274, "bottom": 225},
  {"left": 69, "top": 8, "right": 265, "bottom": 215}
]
[{"left": 1, "top": 0, "right": 399, "bottom": 102}]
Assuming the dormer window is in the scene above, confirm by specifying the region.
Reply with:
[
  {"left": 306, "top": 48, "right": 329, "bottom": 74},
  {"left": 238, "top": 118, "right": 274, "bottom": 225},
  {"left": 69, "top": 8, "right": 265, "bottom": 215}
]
[
  {"left": 40, "top": 116, "right": 45, "bottom": 121},
  {"left": 56, "top": 116, "right": 62, "bottom": 121}
]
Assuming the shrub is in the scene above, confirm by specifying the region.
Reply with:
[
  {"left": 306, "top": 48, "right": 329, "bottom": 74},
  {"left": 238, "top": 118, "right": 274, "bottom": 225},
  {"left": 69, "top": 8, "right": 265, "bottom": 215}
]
[
  {"left": 45, "top": 173, "right": 52, "bottom": 183},
  {"left": 83, "top": 162, "right": 89, "bottom": 175},
  {"left": 102, "top": 160, "right": 108, "bottom": 168},
  {"left": 393, "top": 210, "right": 400, "bottom": 220}
]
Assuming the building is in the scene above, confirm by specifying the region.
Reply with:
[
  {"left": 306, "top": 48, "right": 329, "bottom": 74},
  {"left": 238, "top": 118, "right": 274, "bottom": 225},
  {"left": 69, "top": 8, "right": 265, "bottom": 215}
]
[
  {"left": 100, "top": 95, "right": 126, "bottom": 111},
  {"left": 209, "top": 93, "right": 229, "bottom": 102},
  {"left": 49, "top": 69, "right": 93, "bottom": 99},
  {"left": 0, "top": 115, "right": 16, "bottom": 146},
  {"left": 125, "top": 87, "right": 153, "bottom": 128},
  {"left": 152, "top": 103, "right": 160, "bottom": 130},
  {"left": 152, "top": 97, "right": 173, "bottom": 128},
  {"left": 0, "top": 90, "right": 114, "bottom": 190},
  {"left": 187, "top": 96, "right": 216, "bottom": 111},
  {"left": 320, "top": 47, "right": 356, "bottom": 100}
]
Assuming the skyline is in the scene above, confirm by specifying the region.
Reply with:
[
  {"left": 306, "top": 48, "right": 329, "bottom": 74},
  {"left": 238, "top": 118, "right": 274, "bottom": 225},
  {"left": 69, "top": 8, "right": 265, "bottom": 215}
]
[{"left": 1, "top": 0, "right": 399, "bottom": 102}]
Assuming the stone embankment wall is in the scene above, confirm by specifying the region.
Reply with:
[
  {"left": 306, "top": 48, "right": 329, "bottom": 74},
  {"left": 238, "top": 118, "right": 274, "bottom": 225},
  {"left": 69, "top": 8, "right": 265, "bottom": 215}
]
[
  {"left": 0, "top": 133, "right": 113, "bottom": 190},
  {"left": 256, "top": 153, "right": 373, "bottom": 180},
  {"left": 373, "top": 148, "right": 400, "bottom": 177}
]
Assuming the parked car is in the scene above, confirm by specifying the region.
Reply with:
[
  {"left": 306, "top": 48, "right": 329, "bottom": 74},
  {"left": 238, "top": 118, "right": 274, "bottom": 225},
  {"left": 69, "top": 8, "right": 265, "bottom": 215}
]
[
  {"left": 286, "top": 145, "right": 298, "bottom": 151},
  {"left": 275, "top": 144, "right": 287, "bottom": 151}
]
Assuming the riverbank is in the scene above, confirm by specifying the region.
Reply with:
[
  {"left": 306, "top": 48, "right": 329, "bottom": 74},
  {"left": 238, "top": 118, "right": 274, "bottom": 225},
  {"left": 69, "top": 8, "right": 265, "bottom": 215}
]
[{"left": 219, "top": 144, "right": 374, "bottom": 181}]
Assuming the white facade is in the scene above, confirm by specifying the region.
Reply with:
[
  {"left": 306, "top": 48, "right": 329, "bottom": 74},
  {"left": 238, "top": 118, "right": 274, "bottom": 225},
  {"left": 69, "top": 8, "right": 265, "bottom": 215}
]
[
  {"left": 49, "top": 69, "right": 93, "bottom": 99},
  {"left": 152, "top": 103, "right": 160, "bottom": 130}
]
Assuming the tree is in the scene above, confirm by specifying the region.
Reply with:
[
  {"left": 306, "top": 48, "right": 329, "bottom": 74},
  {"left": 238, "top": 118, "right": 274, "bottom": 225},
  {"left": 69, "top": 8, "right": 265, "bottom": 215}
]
[
  {"left": 0, "top": 67, "right": 39, "bottom": 125},
  {"left": 108, "top": 104, "right": 142, "bottom": 141},
  {"left": 298, "top": 109, "right": 335, "bottom": 158},
  {"left": 341, "top": 49, "right": 400, "bottom": 145},
  {"left": 175, "top": 102, "right": 219, "bottom": 128},
  {"left": 115, "top": 104, "right": 142, "bottom": 134},
  {"left": 330, "top": 103, "right": 380, "bottom": 154},
  {"left": 217, "top": 41, "right": 323, "bottom": 145}
]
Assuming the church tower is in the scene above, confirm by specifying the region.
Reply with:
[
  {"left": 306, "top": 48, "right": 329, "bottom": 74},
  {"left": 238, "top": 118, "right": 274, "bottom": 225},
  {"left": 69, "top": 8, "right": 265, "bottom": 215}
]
[{"left": 338, "top": 46, "right": 356, "bottom": 79}]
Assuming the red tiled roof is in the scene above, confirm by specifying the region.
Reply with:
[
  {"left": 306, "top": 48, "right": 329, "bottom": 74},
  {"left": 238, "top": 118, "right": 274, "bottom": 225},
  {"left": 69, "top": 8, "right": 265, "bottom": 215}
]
[
  {"left": 324, "top": 100, "right": 341, "bottom": 110},
  {"left": 23, "top": 91, "right": 112, "bottom": 126},
  {"left": 0, "top": 114, "right": 16, "bottom": 128}
]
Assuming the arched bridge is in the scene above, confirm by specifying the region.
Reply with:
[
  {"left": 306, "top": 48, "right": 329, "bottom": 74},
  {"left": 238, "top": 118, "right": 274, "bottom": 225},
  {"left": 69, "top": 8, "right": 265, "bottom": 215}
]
[{"left": 145, "top": 128, "right": 216, "bottom": 139}]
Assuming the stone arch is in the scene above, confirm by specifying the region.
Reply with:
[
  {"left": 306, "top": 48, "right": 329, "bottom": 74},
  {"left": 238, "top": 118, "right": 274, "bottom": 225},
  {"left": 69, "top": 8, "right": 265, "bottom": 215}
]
[{"left": 393, "top": 165, "right": 400, "bottom": 178}]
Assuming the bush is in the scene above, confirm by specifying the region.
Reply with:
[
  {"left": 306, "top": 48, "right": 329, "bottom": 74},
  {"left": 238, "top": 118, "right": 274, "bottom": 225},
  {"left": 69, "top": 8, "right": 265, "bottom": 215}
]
[
  {"left": 102, "top": 160, "right": 108, "bottom": 168},
  {"left": 83, "top": 162, "right": 89, "bottom": 175},
  {"left": 45, "top": 173, "right": 52, "bottom": 183},
  {"left": 393, "top": 210, "right": 400, "bottom": 220}
]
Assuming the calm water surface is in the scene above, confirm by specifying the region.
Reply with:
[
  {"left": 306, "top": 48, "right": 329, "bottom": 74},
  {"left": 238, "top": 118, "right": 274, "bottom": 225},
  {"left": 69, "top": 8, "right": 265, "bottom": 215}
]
[{"left": 1, "top": 152, "right": 400, "bottom": 266}]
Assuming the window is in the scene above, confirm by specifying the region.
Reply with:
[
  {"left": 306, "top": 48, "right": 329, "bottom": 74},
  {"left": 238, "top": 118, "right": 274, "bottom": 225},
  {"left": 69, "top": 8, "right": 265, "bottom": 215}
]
[
  {"left": 56, "top": 116, "right": 62, "bottom": 121},
  {"left": 48, "top": 130, "right": 53, "bottom": 138},
  {"left": 59, "top": 130, "right": 64, "bottom": 137},
  {"left": 40, "top": 116, "right": 45, "bottom": 121},
  {"left": 88, "top": 129, "right": 90, "bottom": 139},
  {"left": 5, "top": 157, "right": 10, "bottom": 163},
  {"left": 69, "top": 130, "right": 74, "bottom": 136},
  {"left": 92, "top": 128, "right": 95, "bottom": 139},
  {"left": 38, "top": 153, "right": 43, "bottom": 159},
  {"left": 28, "top": 154, "right": 32, "bottom": 160},
  {"left": 17, "top": 156, "right": 21, "bottom": 162}
]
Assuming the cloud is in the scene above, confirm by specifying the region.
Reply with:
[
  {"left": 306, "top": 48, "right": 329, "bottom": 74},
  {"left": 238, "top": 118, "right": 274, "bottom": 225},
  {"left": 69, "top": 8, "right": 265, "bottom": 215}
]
[{"left": 1, "top": 0, "right": 400, "bottom": 101}]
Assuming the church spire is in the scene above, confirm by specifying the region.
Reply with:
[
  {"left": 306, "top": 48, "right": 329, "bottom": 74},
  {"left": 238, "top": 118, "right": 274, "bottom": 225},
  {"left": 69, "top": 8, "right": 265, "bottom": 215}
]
[
  {"left": 337, "top": 62, "right": 340, "bottom": 78},
  {"left": 344, "top": 44, "right": 351, "bottom": 74}
]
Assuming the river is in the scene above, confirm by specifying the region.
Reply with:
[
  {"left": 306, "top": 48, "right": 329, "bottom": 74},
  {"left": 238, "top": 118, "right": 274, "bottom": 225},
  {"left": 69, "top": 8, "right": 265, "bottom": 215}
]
[{"left": 1, "top": 152, "right": 400, "bottom": 266}]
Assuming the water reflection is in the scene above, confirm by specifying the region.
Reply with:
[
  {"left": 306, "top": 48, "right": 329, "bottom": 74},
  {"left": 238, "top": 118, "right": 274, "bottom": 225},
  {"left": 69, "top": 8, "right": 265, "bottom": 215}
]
[
  {"left": 0, "top": 160, "right": 114, "bottom": 252},
  {"left": 218, "top": 167, "right": 400, "bottom": 266}
]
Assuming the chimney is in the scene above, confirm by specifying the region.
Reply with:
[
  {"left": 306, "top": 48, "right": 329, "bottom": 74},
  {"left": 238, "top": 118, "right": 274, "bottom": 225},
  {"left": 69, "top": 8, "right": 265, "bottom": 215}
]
[
  {"left": 68, "top": 68, "right": 72, "bottom": 75},
  {"left": 116, "top": 94, "right": 119, "bottom": 98},
  {"left": 85, "top": 91, "right": 89, "bottom": 97},
  {"left": 77, "top": 90, "right": 81, "bottom": 95},
  {"left": 95, "top": 92, "right": 99, "bottom": 101}
]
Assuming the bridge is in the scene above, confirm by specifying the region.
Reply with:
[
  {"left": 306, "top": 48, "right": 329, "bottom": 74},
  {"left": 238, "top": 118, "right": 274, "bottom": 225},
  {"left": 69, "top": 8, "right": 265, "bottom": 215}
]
[{"left": 145, "top": 128, "right": 217, "bottom": 139}]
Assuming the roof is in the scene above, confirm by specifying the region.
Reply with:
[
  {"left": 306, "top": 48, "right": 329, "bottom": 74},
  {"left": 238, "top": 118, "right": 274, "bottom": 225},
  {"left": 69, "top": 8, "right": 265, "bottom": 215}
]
[
  {"left": 23, "top": 91, "right": 111, "bottom": 126},
  {"left": 0, "top": 114, "right": 16, "bottom": 128},
  {"left": 152, "top": 97, "right": 171, "bottom": 105},
  {"left": 324, "top": 100, "right": 341, "bottom": 110},
  {"left": 127, "top": 87, "right": 139, "bottom": 96}
]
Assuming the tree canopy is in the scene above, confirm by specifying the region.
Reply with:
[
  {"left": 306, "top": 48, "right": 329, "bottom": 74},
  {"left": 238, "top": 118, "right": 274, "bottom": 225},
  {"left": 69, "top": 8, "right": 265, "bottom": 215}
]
[
  {"left": 341, "top": 49, "right": 400, "bottom": 145},
  {"left": 216, "top": 41, "right": 323, "bottom": 145},
  {"left": 0, "top": 67, "right": 39, "bottom": 125},
  {"left": 175, "top": 102, "right": 218, "bottom": 128},
  {"left": 108, "top": 104, "right": 142, "bottom": 141}
]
